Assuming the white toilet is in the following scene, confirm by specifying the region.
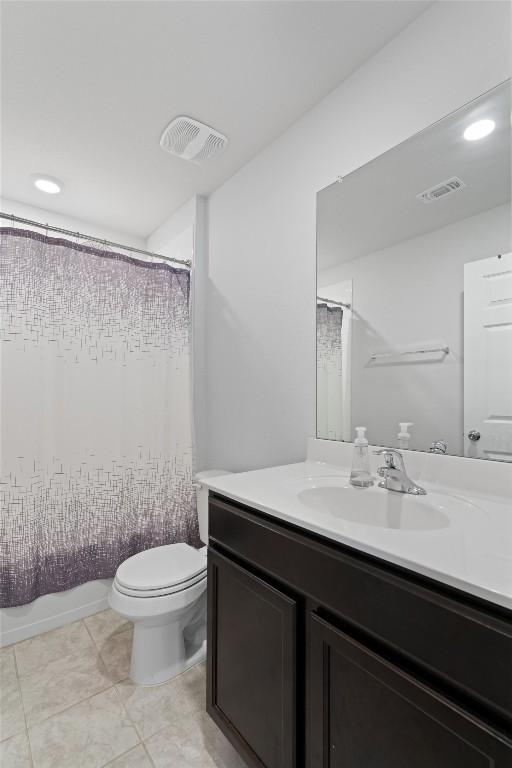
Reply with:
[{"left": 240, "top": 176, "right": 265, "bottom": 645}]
[{"left": 109, "top": 470, "right": 230, "bottom": 686}]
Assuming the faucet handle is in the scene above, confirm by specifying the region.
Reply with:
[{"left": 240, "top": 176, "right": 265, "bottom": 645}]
[
  {"left": 373, "top": 450, "right": 426, "bottom": 495},
  {"left": 373, "top": 448, "right": 405, "bottom": 471}
]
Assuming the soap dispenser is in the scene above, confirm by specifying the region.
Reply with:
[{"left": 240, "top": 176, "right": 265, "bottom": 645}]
[
  {"left": 397, "top": 422, "right": 413, "bottom": 450},
  {"left": 350, "top": 427, "right": 374, "bottom": 488}
]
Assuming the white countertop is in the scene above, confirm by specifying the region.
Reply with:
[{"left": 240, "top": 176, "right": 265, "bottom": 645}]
[{"left": 202, "top": 454, "right": 512, "bottom": 610}]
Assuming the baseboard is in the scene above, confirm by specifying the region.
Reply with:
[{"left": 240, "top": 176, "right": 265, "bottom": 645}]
[{"left": 0, "top": 579, "right": 112, "bottom": 646}]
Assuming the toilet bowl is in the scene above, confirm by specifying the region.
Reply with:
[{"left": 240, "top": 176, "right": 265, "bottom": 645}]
[
  {"left": 109, "top": 470, "right": 231, "bottom": 686},
  {"left": 109, "top": 543, "right": 207, "bottom": 685}
]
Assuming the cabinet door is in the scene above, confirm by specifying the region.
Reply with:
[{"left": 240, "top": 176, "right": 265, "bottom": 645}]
[
  {"left": 308, "top": 613, "right": 512, "bottom": 768},
  {"left": 207, "top": 549, "right": 297, "bottom": 768}
]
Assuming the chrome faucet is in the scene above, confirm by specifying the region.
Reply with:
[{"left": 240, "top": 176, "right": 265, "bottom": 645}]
[
  {"left": 430, "top": 440, "right": 447, "bottom": 455},
  {"left": 373, "top": 449, "right": 426, "bottom": 495}
]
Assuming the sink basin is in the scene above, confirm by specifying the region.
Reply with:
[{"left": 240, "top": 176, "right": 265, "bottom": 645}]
[{"left": 297, "top": 481, "right": 451, "bottom": 530}]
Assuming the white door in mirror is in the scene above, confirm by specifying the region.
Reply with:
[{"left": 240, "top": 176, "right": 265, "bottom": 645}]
[{"left": 464, "top": 253, "right": 512, "bottom": 461}]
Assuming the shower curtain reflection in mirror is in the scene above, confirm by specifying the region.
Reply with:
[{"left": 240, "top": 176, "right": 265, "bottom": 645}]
[{"left": 316, "top": 280, "right": 352, "bottom": 441}]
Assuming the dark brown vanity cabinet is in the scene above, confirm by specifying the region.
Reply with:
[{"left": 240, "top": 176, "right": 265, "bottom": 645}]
[
  {"left": 207, "top": 549, "right": 297, "bottom": 768},
  {"left": 206, "top": 494, "right": 512, "bottom": 768},
  {"left": 308, "top": 614, "right": 511, "bottom": 768}
]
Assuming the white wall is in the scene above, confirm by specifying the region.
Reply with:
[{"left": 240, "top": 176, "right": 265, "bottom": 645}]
[
  {"left": 206, "top": 0, "right": 512, "bottom": 472},
  {"left": 0, "top": 198, "right": 145, "bottom": 249},
  {"left": 146, "top": 196, "right": 196, "bottom": 262},
  {"left": 147, "top": 195, "right": 209, "bottom": 471},
  {"left": 318, "top": 203, "right": 511, "bottom": 455}
]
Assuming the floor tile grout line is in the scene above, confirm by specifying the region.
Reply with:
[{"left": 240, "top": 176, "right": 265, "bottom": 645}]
[
  {"left": 83, "top": 612, "right": 132, "bottom": 650},
  {"left": 113, "top": 666, "right": 206, "bottom": 746},
  {"left": 142, "top": 741, "right": 157, "bottom": 767},
  {"left": 7, "top": 639, "right": 32, "bottom": 748},
  {"left": 4, "top": 644, "right": 31, "bottom": 765},
  {"left": 26, "top": 683, "right": 141, "bottom": 766},
  {"left": 112, "top": 676, "right": 164, "bottom": 744},
  {"left": 82, "top": 616, "right": 100, "bottom": 649},
  {"left": 82, "top": 618, "right": 119, "bottom": 684},
  {"left": 142, "top": 741, "right": 156, "bottom": 768},
  {"left": 11, "top": 616, "right": 88, "bottom": 658},
  {"left": 25, "top": 681, "right": 115, "bottom": 735},
  {"left": 83, "top": 610, "right": 134, "bottom": 649},
  {"left": 17, "top": 618, "right": 130, "bottom": 733},
  {"left": 110, "top": 679, "right": 146, "bottom": 746},
  {"left": 20, "top": 652, "right": 114, "bottom": 728},
  {"left": 87, "top": 624, "right": 133, "bottom": 650},
  {"left": 27, "top": 731, "right": 35, "bottom": 768},
  {"left": 136, "top": 702, "right": 204, "bottom": 747},
  {"left": 9, "top": 637, "right": 35, "bottom": 765},
  {"left": 81, "top": 614, "right": 135, "bottom": 687},
  {"left": 98, "top": 741, "right": 144, "bottom": 768},
  {"left": 96, "top": 628, "right": 134, "bottom": 675},
  {"left": 15, "top": 618, "right": 101, "bottom": 683},
  {"left": 0, "top": 729, "right": 33, "bottom": 767},
  {"left": 0, "top": 732, "right": 25, "bottom": 747}
]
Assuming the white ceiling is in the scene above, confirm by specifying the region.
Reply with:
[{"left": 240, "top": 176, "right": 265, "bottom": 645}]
[
  {"left": 1, "top": 0, "right": 431, "bottom": 238},
  {"left": 317, "top": 81, "right": 511, "bottom": 272}
]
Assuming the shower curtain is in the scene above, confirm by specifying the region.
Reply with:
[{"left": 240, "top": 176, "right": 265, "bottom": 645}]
[
  {"left": 316, "top": 301, "right": 343, "bottom": 440},
  {"left": 0, "top": 228, "right": 199, "bottom": 608}
]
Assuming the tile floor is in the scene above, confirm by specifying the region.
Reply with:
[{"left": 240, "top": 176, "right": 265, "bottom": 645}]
[{"left": 0, "top": 610, "right": 247, "bottom": 768}]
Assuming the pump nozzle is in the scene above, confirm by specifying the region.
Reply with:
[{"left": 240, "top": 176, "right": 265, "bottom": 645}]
[
  {"left": 397, "top": 422, "right": 413, "bottom": 449},
  {"left": 354, "top": 426, "right": 368, "bottom": 445}
]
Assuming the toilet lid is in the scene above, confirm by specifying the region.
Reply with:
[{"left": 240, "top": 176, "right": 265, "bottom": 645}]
[{"left": 116, "top": 543, "right": 207, "bottom": 592}]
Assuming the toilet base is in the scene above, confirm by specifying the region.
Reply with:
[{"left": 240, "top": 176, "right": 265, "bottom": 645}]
[{"left": 130, "top": 592, "right": 206, "bottom": 686}]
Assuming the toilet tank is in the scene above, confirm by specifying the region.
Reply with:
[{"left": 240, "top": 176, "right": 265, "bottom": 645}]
[{"left": 194, "top": 470, "right": 232, "bottom": 545}]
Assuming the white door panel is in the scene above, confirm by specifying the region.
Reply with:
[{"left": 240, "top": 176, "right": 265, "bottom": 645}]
[{"left": 464, "top": 253, "right": 512, "bottom": 461}]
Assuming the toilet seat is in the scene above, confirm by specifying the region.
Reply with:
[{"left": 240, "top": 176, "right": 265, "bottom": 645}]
[
  {"left": 115, "top": 543, "right": 207, "bottom": 598},
  {"left": 114, "top": 569, "right": 206, "bottom": 598}
]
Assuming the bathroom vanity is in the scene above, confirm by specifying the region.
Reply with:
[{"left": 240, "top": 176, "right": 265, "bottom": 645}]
[
  {"left": 202, "top": 79, "right": 512, "bottom": 768},
  {"left": 203, "top": 451, "right": 512, "bottom": 768}
]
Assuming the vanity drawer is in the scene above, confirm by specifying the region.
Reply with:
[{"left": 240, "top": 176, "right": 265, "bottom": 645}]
[{"left": 209, "top": 494, "right": 512, "bottom": 726}]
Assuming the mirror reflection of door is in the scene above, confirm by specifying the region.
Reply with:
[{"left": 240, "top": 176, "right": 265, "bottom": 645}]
[{"left": 464, "top": 253, "right": 512, "bottom": 461}]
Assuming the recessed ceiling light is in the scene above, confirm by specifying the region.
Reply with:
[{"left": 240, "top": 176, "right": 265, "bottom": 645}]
[
  {"left": 33, "top": 176, "right": 62, "bottom": 194},
  {"left": 463, "top": 119, "right": 495, "bottom": 141}
]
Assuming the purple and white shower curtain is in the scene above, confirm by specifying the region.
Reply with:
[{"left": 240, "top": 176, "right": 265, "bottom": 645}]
[{"left": 0, "top": 228, "right": 199, "bottom": 608}]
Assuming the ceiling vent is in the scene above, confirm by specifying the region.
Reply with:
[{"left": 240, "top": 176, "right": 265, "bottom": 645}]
[
  {"left": 417, "top": 176, "right": 466, "bottom": 203},
  {"left": 160, "top": 116, "right": 228, "bottom": 163}
]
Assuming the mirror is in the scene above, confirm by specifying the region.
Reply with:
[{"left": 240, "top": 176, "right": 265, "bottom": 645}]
[{"left": 316, "top": 81, "right": 511, "bottom": 460}]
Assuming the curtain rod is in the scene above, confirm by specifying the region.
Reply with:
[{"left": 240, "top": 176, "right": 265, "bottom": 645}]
[
  {"left": 317, "top": 296, "right": 351, "bottom": 309},
  {"left": 0, "top": 212, "right": 192, "bottom": 268}
]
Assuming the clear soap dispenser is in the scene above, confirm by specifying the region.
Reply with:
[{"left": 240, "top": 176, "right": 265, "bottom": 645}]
[{"left": 350, "top": 427, "right": 374, "bottom": 488}]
